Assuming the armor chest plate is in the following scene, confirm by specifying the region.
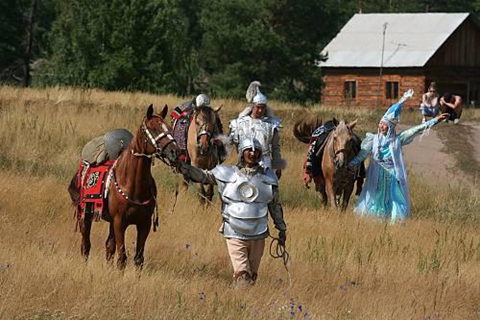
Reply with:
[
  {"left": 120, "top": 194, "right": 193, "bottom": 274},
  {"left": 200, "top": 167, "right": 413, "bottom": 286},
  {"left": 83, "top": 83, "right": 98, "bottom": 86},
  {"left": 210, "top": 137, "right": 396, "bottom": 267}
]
[
  {"left": 214, "top": 167, "right": 275, "bottom": 237},
  {"left": 235, "top": 118, "right": 274, "bottom": 153}
]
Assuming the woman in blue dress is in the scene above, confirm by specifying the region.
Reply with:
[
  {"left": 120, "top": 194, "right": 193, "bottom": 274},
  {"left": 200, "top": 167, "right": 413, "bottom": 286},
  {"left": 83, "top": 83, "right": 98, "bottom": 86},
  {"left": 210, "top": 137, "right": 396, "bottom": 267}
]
[{"left": 348, "top": 90, "right": 449, "bottom": 223}]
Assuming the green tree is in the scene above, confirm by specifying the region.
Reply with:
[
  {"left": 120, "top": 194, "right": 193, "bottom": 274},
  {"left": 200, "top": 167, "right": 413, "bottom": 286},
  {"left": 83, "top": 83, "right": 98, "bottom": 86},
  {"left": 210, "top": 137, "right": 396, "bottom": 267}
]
[
  {"left": 37, "top": 0, "right": 190, "bottom": 93},
  {"left": 198, "top": 0, "right": 345, "bottom": 103},
  {"left": 0, "top": 0, "right": 27, "bottom": 83}
]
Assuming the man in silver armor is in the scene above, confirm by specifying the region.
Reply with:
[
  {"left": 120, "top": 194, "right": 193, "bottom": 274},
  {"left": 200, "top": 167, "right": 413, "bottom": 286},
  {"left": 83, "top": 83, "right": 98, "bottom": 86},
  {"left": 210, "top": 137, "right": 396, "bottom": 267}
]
[
  {"left": 228, "top": 81, "right": 286, "bottom": 178},
  {"left": 177, "top": 137, "right": 287, "bottom": 286}
]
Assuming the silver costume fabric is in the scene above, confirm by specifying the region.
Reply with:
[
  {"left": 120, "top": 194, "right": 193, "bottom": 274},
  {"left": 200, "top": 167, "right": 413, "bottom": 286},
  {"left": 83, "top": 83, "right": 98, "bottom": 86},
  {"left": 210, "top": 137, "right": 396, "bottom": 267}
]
[
  {"left": 180, "top": 164, "right": 286, "bottom": 240},
  {"left": 229, "top": 115, "right": 283, "bottom": 169}
]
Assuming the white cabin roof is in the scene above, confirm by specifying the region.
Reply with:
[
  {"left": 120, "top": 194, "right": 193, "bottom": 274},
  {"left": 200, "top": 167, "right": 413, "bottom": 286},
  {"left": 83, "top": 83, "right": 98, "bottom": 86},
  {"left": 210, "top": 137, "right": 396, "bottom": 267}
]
[{"left": 319, "top": 13, "right": 470, "bottom": 68}]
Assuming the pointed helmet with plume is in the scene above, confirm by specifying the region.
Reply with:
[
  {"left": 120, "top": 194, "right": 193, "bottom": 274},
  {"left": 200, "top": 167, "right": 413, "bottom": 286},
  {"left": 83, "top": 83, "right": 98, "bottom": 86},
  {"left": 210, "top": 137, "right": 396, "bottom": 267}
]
[
  {"left": 246, "top": 81, "right": 262, "bottom": 103},
  {"left": 381, "top": 89, "right": 414, "bottom": 125}
]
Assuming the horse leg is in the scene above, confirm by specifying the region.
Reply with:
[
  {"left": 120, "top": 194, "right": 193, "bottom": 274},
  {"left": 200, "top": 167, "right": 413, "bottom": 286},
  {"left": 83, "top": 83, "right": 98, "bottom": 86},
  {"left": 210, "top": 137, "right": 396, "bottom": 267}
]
[
  {"left": 113, "top": 216, "right": 127, "bottom": 270},
  {"left": 341, "top": 183, "right": 355, "bottom": 211},
  {"left": 105, "top": 222, "right": 116, "bottom": 263},
  {"left": 197, "top": 183, "right": 207, "bottom": 204},
  {"left": 325, "top": 178, "right": 337, "bottom": 209},
  {"left": 79, "top": 213, "right": 93, "bottom": 260},
  {"left": 134, "top": 218, "right": 152, "bottom": 269},
  {"left": 181, "top": 174, "right": 189, "bottom": 191},
  {"left": 313, "top": 175, "right": 327, "bottom": 206},
  {"left": 206, "top": 184, "right": 214, "bottom": 202}
]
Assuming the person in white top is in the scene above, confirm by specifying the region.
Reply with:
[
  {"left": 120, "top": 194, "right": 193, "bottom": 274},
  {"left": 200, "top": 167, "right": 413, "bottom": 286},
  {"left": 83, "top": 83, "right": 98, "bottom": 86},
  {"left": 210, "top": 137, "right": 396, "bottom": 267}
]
[{"left": 419, "top": 82, "right": 439, "bottom": 123}]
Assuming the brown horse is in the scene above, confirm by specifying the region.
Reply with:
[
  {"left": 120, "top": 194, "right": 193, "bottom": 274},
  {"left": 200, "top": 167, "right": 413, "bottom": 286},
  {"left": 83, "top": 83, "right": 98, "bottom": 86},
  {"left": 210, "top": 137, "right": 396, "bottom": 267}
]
[
  {"left": 68, "top": 104, "right": 179, "bottom": 269},
  {"left": 184, "top": 105, "right": 223, "bottom": 202},
  {"left": 294, "top": 118, "right": 364, "bottom": 210}
]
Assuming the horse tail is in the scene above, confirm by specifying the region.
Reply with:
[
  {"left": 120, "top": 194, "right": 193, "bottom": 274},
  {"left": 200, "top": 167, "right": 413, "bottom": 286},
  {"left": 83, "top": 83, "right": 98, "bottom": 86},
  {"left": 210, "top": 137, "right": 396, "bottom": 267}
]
[{"left": 293, "top": 116, "right": 323, "bottom": 144}]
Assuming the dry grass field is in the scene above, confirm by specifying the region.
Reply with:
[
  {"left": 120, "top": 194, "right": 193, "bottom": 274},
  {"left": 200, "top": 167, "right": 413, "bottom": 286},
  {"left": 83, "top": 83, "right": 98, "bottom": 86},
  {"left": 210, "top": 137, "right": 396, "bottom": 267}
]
[{"left": 1, "top": 86, "right": 480, "bottom": 319}]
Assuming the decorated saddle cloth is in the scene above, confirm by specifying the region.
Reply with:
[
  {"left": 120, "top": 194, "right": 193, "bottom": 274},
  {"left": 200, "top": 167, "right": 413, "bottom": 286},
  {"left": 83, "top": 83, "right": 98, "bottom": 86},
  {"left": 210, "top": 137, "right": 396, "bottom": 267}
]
[
  {"left": 78, "top": 161, "right": 115, "bottom": 220},
  {"left": 171, "top": 102, "right": 194, "bottom": 162}
]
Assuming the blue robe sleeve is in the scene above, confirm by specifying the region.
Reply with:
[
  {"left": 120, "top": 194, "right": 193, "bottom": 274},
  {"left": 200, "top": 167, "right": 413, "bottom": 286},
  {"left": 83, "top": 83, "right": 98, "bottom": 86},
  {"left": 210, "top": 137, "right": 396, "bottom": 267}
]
[
  {"left": 350, "top": 133, "right": 374, "bottom": 167},
  {"left": 398, "top": 118, "right": 438, "bottom": 146}
]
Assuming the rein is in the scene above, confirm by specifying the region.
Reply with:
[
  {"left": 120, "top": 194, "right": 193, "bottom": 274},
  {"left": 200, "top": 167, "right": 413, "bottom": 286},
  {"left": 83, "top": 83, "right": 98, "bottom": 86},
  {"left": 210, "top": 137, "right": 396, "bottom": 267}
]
[{"left": 269, "top": 233, "right": 292, "bottom": 286}]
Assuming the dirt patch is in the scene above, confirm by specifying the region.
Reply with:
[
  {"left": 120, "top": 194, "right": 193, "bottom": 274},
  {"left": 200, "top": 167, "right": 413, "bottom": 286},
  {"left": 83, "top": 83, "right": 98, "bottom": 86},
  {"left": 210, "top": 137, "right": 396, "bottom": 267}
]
[{"left": 401, "top": 122, "right": 480, "bottom": 186}]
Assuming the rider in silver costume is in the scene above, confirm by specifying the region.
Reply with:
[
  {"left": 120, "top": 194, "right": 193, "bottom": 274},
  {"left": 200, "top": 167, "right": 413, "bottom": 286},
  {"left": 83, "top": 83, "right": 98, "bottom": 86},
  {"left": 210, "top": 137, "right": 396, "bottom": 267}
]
[
  {"left": 228, "top": 81, "right": 286, "bottom": 177},
  {"left": 178, "top": 137, "right": 287, "bottom": 286}
]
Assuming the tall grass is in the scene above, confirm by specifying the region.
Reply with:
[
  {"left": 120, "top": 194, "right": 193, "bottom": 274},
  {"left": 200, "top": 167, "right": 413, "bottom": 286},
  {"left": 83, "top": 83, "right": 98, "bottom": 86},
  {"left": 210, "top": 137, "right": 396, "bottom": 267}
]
[{"left": 1, "top": 86, "right": 480, "bottom": 319}]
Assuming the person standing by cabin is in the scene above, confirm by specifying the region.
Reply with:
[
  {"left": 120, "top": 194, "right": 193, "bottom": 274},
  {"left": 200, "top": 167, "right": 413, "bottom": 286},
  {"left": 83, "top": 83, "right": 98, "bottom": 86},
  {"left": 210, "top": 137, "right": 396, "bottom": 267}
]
[
  {"left": 439, "top": 92, "right": 462, "bottom": 124},
  {"left": 419, "top": 82, "right": 439, "bottom": 123},
  {"left": 176, "top": 137, "right": 287, "bottom": 287},
  {"left": 228, "top": 81, "right": 286, "bottom": 178},
  {"left": 348, "top": 89, "right": 449, "bottom": 224}
]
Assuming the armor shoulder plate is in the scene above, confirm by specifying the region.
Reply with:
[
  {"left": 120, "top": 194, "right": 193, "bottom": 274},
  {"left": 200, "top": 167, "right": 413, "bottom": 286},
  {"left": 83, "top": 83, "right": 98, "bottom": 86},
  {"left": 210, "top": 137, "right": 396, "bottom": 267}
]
[
  {"left": 211, "top": 165, "right": 237, "bottom": 183},
  {"left": 264, "top": 116, "right": 282, "bottom": 129},
  {"left": 261, "top": 167, "right": 279, "bottom": 186}
]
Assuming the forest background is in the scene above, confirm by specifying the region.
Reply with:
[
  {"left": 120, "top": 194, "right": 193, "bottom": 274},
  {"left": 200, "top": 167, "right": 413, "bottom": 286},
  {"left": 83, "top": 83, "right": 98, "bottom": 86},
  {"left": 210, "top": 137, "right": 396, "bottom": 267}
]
[{"left": 2, "top": 0, "right": 480, "bottom": 104}]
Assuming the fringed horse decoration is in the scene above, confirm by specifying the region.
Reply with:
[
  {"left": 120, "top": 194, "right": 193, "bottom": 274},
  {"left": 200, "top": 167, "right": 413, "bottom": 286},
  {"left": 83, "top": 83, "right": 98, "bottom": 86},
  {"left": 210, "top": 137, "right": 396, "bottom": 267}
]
[
  {"left": 68, "top": 104, "right": 180, "bottom": 269},
  {"left": 294, "top": 118, "right": 365, "bottom": 210},
  {"left": 184, "top": 105, "right": 223, "bottom": 203}
]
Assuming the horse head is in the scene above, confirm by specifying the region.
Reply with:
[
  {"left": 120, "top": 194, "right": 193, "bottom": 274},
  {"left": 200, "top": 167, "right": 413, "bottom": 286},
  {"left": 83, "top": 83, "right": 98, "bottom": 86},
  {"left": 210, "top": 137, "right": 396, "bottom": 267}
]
[
  {"left": 140, "top": 104, "right": 180, "bottom": 163},
  {"left": 331, "top": 119, "right": 358, "bottom": 169},
  {"left": 193, "top": 105, "right": 222, "bottom": 155}
]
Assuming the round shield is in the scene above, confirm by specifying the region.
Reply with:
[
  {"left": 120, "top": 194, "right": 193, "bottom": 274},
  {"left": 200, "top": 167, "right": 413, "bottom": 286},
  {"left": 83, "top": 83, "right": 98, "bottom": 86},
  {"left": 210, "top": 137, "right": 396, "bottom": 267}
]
[{"left": 237, "top": 181, "right": 259, "bottom": 202}]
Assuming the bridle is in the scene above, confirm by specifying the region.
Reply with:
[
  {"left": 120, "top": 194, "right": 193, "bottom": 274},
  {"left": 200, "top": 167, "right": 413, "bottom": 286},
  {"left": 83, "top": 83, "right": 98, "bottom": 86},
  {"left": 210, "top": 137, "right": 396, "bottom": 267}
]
[
  {"left": 194, "top": 109, "right": 216, "bottom": 153},
  {"left": 131, "top": 117, "right": 177, "bottom": 165},
  {"left": 329, "top": 127, "right": 353, "bottom": 170}
]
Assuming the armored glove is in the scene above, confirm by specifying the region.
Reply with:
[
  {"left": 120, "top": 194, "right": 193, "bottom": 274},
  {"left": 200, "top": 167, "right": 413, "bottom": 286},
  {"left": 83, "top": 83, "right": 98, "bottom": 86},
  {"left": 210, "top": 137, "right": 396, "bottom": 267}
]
[{"left": 278, "top": 230, "right": 287, "bottom": 246}]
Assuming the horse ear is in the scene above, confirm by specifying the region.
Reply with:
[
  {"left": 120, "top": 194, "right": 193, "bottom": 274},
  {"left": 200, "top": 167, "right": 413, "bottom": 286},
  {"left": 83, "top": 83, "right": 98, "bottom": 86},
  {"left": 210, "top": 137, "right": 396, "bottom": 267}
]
[
  {"left": 160, "top": 104, "right": 168, "bottom": 118},
  {"left": 147, "top": 104, "right": 154, "bottom": 119},
  {"left": 332, "top": 118, "right": 339, "bottom": 126},
  {"left": 213, "top": 105, "right": 223, "bottom": 113},
  {"left": 349, "top": 119, "right": 358, "bottom": 129}
]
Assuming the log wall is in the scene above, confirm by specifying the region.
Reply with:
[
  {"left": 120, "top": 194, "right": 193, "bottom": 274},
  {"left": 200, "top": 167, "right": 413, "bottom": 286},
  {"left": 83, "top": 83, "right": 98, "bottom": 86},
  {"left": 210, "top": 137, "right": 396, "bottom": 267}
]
[{"left": 321, "top": 69, "right": 425, "bottom": 108}]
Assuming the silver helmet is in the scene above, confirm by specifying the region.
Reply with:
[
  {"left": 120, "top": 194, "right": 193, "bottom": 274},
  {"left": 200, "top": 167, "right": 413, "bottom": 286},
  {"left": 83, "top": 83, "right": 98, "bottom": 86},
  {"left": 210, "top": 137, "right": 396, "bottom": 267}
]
[
  {"left": 238, "top": 137, "right": 263, "bottom": 163},
  {"left": 252, "top": 89, "right": 267, "bottom": 105},
  {"left": 195, "top": 93, "right": 210, "bottom": 107}
]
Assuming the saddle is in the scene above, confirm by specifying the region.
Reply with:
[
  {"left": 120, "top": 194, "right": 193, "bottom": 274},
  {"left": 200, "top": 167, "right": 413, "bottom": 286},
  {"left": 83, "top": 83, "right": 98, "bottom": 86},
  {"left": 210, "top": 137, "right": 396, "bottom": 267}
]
[
  {"left": 306, "top": 121, "right": 363, "bottom": 178},
  {"left": 171, "top": 103, "right": 194, "bottom": 163},
  {"left": 306, "top": 121, "right": 336, "bottom": 176},
  {"left": 76, "top": 160, "right": 115, "bottom": 220}
]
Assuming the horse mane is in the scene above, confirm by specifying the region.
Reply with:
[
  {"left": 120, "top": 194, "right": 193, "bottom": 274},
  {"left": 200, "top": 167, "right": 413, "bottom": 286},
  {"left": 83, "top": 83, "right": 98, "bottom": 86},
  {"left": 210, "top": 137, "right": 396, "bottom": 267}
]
[{"left": 293, "top": 115, "right": 323, "bottom": 144}]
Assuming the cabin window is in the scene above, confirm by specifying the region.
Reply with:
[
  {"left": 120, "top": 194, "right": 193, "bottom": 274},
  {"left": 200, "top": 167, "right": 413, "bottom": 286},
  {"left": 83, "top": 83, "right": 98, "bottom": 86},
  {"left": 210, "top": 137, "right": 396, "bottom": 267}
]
[
  {"left": 386, "top": 81, "right": 399, "bottom": 99},
  {"left": 344, "top": 81, "right": 357, "bottom": 99}
]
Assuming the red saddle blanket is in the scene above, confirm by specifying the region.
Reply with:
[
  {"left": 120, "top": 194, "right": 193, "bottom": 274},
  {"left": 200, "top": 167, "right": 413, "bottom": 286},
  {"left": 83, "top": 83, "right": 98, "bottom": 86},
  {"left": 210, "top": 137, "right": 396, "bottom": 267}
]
[{"left": 79, "top": 161, "right": 115, "bottom": 219}]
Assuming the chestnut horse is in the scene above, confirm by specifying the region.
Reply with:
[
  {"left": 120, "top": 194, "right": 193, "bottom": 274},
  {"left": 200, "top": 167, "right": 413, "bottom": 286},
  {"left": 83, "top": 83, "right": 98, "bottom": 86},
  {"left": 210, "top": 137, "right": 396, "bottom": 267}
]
[
  {"left": 184, "top": 105, "right": 223, "bottom": 202},
  {"left": 68, "top": 104, "right": 179, "bottom": 269},
  {"left": 294, "top": 118, "right": 364, "bottom": 210}
]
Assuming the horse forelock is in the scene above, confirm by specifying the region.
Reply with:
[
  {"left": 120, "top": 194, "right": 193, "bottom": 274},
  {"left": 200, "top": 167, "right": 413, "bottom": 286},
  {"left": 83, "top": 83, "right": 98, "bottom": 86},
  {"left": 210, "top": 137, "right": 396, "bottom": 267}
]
[{"left": 196, "top": 106, "right": 216, "bottom": 123}]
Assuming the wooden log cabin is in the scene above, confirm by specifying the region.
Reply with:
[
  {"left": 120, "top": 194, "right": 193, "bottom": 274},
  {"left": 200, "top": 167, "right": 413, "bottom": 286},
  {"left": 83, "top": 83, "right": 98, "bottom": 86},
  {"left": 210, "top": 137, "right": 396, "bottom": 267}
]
[{"left": 319, "top": 13, "right": 480, "bottom": 109}]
